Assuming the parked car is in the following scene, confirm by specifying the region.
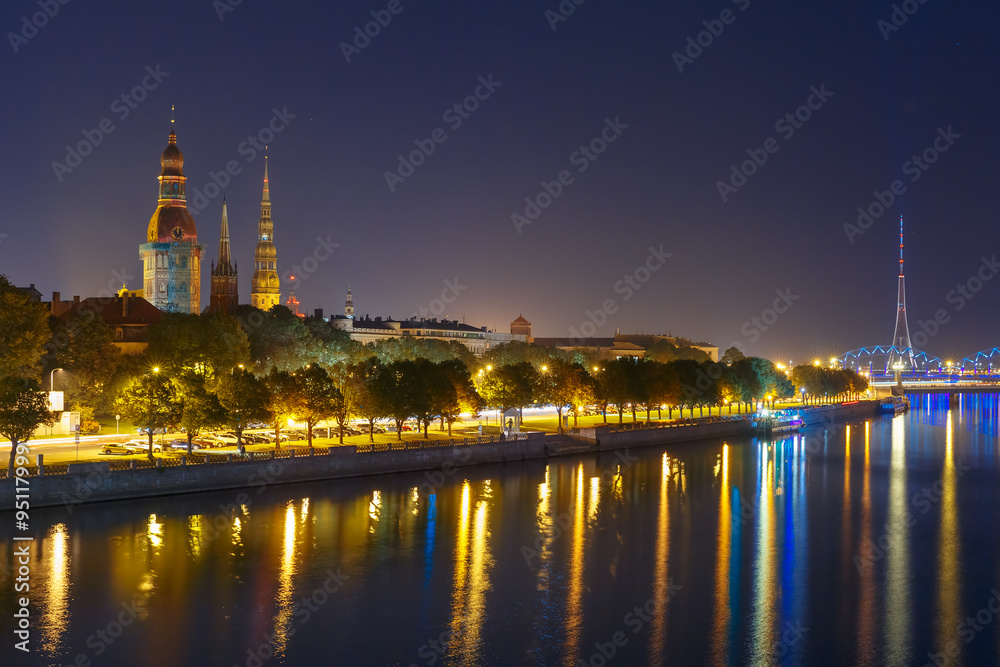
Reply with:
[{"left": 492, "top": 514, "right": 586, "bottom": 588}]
[
  {"left": 122, "top": 439, "right": 162, "bottom": 454},
  {"left": 357, "top": 424, "right": 385, "bottom": 435},
  {"left": 211, "top": 433, "right": 240, "bottom": 445},
  {"left": 337, "top": 426, "right": 361, "bottom": 437},
  {"left": 240, "top": 432, "right": 268, "bottom": 444},
  {"left": 100, "top": 444, "right": 131, "bottom": 455},
  {"left": 255, "top": 431, "right": 290, "bottom": 444},
  {"left": 193, "top": 435, "right": 226, "bottom": 449}
]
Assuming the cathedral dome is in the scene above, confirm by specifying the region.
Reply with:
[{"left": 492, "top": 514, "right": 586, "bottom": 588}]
[
  {"left": 160, "top": 130, "right": 184, "bottom": 177},
  {"left": 148, "top": 205, "right": 198, "bottom": 243}
]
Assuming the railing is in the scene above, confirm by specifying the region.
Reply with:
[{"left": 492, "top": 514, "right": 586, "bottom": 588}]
[
  {"left": 601, "top": 416, "right": 748, "bottom": 434},
  {"left": 1, "top": 435, "right": 532, "bottom": 478}
]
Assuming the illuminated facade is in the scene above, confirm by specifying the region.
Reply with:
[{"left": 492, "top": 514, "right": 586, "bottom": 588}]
[
  {"left": 250, "top": 159, "right": 280, "bottom": 310},
  {"left": 139, "top": 128, "right": 204, "bottom": 313},
  {"left": 208, "top": 199, "right": 239, "bottom": 315}
]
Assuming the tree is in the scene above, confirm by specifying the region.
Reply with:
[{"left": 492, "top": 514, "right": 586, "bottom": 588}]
[
  {"left": 0, "top": 275, "right": 50, "bottom": 379},
  {"left": 721, "top": 346, "right": 746, "bottom": 365},
  {"left": 174, "top": 373, "right": 225, "bottom": 455},
  {"left": 217, "top": 368, "right": 271, "bottom": 454},
  {"left": 372, "top": 361, "right": 415, "bottom": 442},
  {"left": 349, "top": 358, "right": 386, "bottom": 443},
  {"left": 113, "top": 371, "right": 182, "bottom": 461},
  {"left": 0, "top": 377, "right": 56, "bottom": 475},
  {"left": 327, "top": 364, "right": 354, "bottom": 445},
  {"left": 539, "top": 360, "right": 593, "bottom": 432},
  {"left": 436, "top": 360, "right": 482, "bottom": 436},
  {"left": 293, "top": 365, "right": 342, "bottom": 448},
  {"left": 479, "top": 362, "right": 537, "bottom": 414},
  {"left": 146, "top": 313, "right": 250, "bottom": 384},
  {"left": 265, "top": 369, "right": 300, "bottom": 449},
  {"left": 48, "top": 309, "right": 122, "bottom": 414}
]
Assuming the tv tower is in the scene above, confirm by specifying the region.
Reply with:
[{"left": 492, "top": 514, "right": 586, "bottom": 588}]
[{"left": 891, "top": 216, "right": 915, "bottom": 367}]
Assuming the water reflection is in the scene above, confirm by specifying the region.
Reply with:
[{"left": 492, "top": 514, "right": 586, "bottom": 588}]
[
  {"left": 564, "top": 464, "right": 587, "bottom": 665},
  {"left": 857, "top": 421, "right": 877, "bottom": 665},
  {"left": 447, "top": 480, "right": 494, "bottom": 665},
  {"left": 934, "top": 411, "right": 962, "bottom": 665},
  {"left": 885, "top": 416, "right": 912, "bottom": 666},
  {"left": 39, "top": 523, "right": 70, "bottom": 657},
  {"left": 648, "top": 453, "right": 671, "bottom": 666},
  {"left": 711, "top": 445, "right": 732, "bottom": 666},
  {"left": 272, "top": 501, "right": 298, "bottom": 657},
  {"left": 749, "top": 445, "right": 778, "bottom": 666}
]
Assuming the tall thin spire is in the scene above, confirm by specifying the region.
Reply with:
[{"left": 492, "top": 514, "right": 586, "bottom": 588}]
[
  {"left": 262, "top": 152, "right": 270, "bottom": 203},
  {"left": 892, "top": 216, "right": 914, "bottom": 362},
  {"left": 218, "top": 198, "right": 231, "bottom": 266}
]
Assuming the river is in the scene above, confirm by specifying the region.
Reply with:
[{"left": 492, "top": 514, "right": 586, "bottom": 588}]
[{"left": 4, "top": 393, "right": 1000, "bottom": 666}]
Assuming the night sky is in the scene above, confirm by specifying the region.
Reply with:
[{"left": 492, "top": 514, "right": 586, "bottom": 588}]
[{"left": 2, "top": 0, "right": 997, "bottom": 363}]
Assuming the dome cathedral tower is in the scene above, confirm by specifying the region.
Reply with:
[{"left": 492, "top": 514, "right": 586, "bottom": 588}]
[{"left": 139, "top": 120, "right": 204, "bottom": 314}]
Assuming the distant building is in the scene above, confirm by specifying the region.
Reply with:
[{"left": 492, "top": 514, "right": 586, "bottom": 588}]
[
  {"left": 51, "top": 290, "right": 163, "bottom": 354},
  {"left": 533, "top": 333, "right": 719, "bottom": 362},
  {"left": 208, "top": 199, "right": 239, "bottom": 315},
  {"left": 250, "top": 159, "right": 281, "bottom": 310},
  {"left": 510, "top": 314, "right": 532, "bottom": 340},
  {"left": 14, "top": 284, "right": 42, "bottom": 303},
  {"left": 285, "top": 275, "right": 303, "bottom": 318},
  {"left": 139, "top": 126, "right": 204, "bottom": 314}
]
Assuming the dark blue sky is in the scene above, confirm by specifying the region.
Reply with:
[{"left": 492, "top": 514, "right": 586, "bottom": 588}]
[{"left": 1, "top": 0, "right": 997, "bottom": 363}]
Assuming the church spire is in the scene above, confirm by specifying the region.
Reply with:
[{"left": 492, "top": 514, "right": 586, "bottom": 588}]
[
  {"left": 218, "top": 197, "right": 231, "bottom": 266},
  {"left": 262, "top": 154, "right": 270, "bottom": 203}
]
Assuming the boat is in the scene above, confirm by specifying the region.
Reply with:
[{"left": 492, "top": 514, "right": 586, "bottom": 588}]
[
  {"left": 880, "top": 395, "right": 910, "bottom": 415},
  {"left": 752, "top": 410, "right": 804, "bottom": 435}
]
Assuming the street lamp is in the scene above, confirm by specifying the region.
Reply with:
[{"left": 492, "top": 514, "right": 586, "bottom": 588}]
[{"left": 50, "top": 368, "right": 63, "bottom": 391}]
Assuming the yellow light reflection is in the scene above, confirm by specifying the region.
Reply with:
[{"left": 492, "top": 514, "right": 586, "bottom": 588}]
[
  {"left": 857, "top": 421, "right": 875, "bottom": 665},
  {"left": 188, "top": 515, "right": 206, "bottom": 557},
  {"left": 447, "top": 481, "right": 494, "bottom": 664},
  {"left": 39, "top": 523, "right": 70, "bottom": 654},
  {"left": 649, "top": 453, "right": 671, "bottom": 666},
  {"left": 564, "top": 464, "right": 587, "bottom": 665},
  {"left": 934, "top": 411, "right": 961, "bottom": 665},
  {"left": 147, "top": 514, "right": 163, "bottom": 553},
  {"left": 232, "top": 516, "right": 243, "bottom": 551},
  {"left": 843, "top": 426, "right": 852, "bottom": 572},
  {"left": 749, "top": 449, "right": 777, "bottom": 665},
  {"left": 535, "top": 467, "right": 553, "bottom": 592},
  {"left": 711, "top": 446, "right": 731, "bottom": 666},
  {"left": 885, "top": 416, "right": 911, "bottom": 665},
  {"left": 369, "top": 490, "right": 382, "bottom": 532},
  {"left": 272, "top": 502, "right": 298, "bottom": 657},
  {"left": 300, "top": 498, "right": 310, "bottom": 522},
  {"left": 588, "top": 476, "right": 600, "bottom": 522}
]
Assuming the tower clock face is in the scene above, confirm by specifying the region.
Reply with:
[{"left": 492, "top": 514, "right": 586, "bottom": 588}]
[{"left": 171, "top": 226, "right": 184, "bottom": 240}]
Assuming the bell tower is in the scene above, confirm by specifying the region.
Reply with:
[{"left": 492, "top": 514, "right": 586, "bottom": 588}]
[{"left": 250, "top": 157, "right": 280, "bottom": 310}]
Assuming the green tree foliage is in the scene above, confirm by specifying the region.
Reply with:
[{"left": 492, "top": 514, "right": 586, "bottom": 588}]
[
  {"left": 349, "top": 358, "right": 386, "bottom": 443},
  {"left": 216, "top": 368, "right": 272, "bottom": 452},
  {"left": 48, "top": 309, "right": 122, "bottom": 414},
  {"left": 537, "top": 359, "right": 594, "bottom": 432},
  {"left": 292, "top": 365, "right": 343, "bottom": 448},
  {"left": 436, "top": 359, "right": 482, "bottom": 436},
  {"left": 173, "top": 373, "right": 225, "bottom": 454},
  {"left": 0, "top": 275, "right": 50, "bottom": 379},
  {"left": 791, "top": 365, "right": 868, "bottom": 402},
  {"left": 646, "top": 340, "right": 711, "bottom": 364},
  {"left": 146, "top": 313, "right": 250, "bottom": 384},
  {"left": 113, "top": 371, "right": 182, "bottom": 460},
  {"left": 369, "top": 337, "right": 475, "bottom": 367},
  {"left": 241, "top": 305, "right": 358, "bottom": 372},
  {"left": 0, "top": 376, "right": 56, "bottom": 474},
  {"left": 721, "top": 346, "right": 746, "bottom": 365},
  {"left": 264, "top": 369, "right": 299, "bottom": 448},
  {"left": 480, "top": 342, "right": 565, "bottom": 369},
  {"left": 479, "top": 362, "right": 537, "bottom": 413}
]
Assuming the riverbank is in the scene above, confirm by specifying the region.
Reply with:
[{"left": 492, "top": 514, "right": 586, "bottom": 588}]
[{"left": 1, "top": 400, "right": 883, "bottom": 511}]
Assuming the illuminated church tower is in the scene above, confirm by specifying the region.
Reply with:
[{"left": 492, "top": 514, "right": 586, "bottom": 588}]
[
  {"left": 208, "top": 198, "right": 239, "bottom": 315},
  {"left": 250, "top": 158, "right": 280, "bottom": 310},
  {"left": 140, "top": 124, "right": 204, "bottom": 313}
]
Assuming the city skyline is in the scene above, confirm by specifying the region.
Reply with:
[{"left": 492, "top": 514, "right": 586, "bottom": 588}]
[{"left": 1, "top": 0, "right": 998, "bottom": 363}]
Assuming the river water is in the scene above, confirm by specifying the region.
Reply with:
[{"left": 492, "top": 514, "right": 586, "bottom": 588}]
[{"left": 4, "top": 393, "right": 1000, "bottom": 667}]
